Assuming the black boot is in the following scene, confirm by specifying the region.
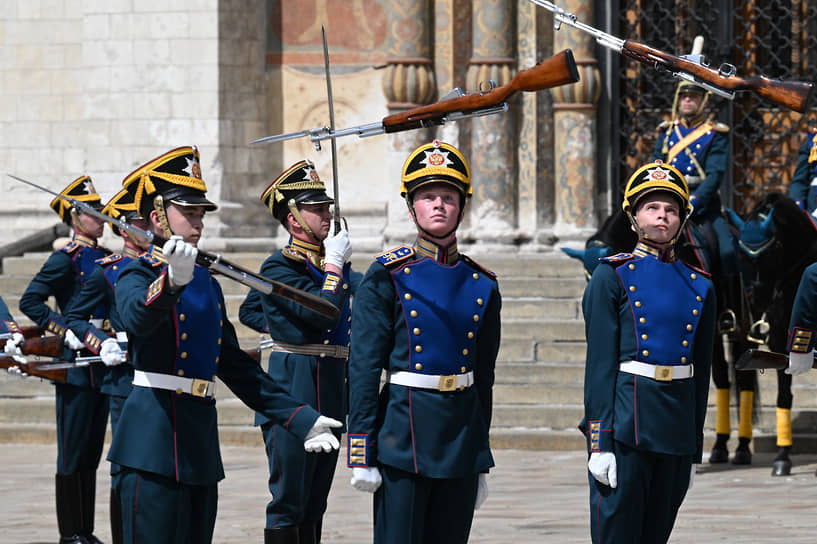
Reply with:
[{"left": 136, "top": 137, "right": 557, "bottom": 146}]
[
  {"left": 771, "top": 446, "right": 792, "bottom": 476},
  {"left": 298, "top": 522, "right": 317, "bottom": 544},
  {"left": 79, "top": 469, "right": 103, "bottom": 543},
  {"left": 265, "top": 526, "right": 300, "bottom": 544},
  {"left": 110, "top": 487, "right": 123, "bottom": 544},
  {"left": 709, "top": 433, "right": 729, "bottom": 463},
  {"left": 731, "top": 437, "right": 752, "bottom": 465},
  {"left": 56, "top": 473, "right": 86, "bottom": 543}
]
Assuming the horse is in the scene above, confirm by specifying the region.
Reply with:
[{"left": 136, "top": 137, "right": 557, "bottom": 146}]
[
  {"left": 564, "top": 207, "right": 759, "bottom": 465},
  {"left": 725, "top": 192, "right": 817, "bottom": 476}
]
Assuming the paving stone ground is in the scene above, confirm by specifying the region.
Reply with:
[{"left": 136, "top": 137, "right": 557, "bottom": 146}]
[{"left": 0, "top": 443, "right": 816, "bottom": 543}]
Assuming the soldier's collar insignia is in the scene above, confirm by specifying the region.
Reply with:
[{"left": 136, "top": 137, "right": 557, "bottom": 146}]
[
  {"left": 122, "top": 243, "right": 142, "bottom": 259},
  {"left": 72, "top": 232, "right": 97, "bottom": 248},
  {"left": 283, "top": 235, "right": 323, "bottom": 269},
  {"left": 414, "top": 235, "right": 459, "bottom": 264},
  {"left": 633, "top": 240, "right": 675, "bottom": 262}
]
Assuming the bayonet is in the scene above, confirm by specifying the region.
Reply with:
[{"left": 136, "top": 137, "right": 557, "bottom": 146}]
[{"left": 321, "top": 25, "right": 342, "bottom": 230}]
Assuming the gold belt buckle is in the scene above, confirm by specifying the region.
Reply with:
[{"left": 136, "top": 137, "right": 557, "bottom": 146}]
[
  {"left": 438, "top": 375, "right": 457, "bottom": 392},
  {"left": 654, "top": 365, "right": 673, "bottom": 382},
  {"left": 191, "top": 378, "right": 211, "bottom": 397}
]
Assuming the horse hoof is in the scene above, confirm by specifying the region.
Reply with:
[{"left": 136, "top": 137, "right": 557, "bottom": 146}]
[
  {"left": 709, "top": 446, "right": 729, "bottom": 464},
  {"left": 731, "top": 449, "right": 752, "bottom": 465},
  {"left": 771, "top": 459, "right": 791, "bottom": 476}
]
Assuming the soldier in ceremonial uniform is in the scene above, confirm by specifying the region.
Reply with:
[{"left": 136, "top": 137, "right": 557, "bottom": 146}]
[
  {"left": 64, "top": 180, "right": 150, "bottom": 544},
  {"left": 652, "top": 80, "right": 753, "bottom": 464},
  {"left": 785, "top": 262, "right": 817, "bottom": 380},
  {"left": 18, "top": 176, "right": 109, "bottom": 544},
  {"left": 789, "top": 130, "right": 817, "bottom": 217},
  {"left": 107, "top": 146, "right": 342, "bottom": 544},
  {"left": 346, "top": 140, "right": 501, "bottom": 544},
  {"left": 581, "top": 161, "right": 716, "bottom": 544},
  {"left": 238, "top": 159, "right": 359, "bottom": 544}
]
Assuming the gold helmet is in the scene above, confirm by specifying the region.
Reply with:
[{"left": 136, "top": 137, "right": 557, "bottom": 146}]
[
  {"left": 623, "top": 160, "right": 692, "bottom": 217},
  {"left": 400, "top": 139, "right": 472, "bottom": 200}
]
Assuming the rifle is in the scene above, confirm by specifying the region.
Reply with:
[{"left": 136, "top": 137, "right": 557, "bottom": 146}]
[
  {"left": 0, "top": 326, "right": 44, "bottom": 349},
  {"left": 0, "top": 355, "right": 67, "bottom": 383},
  {"left": 20, "top": 334, "right": 64, "bottom": 358},
  {"left": 250, "top": 49, "right": 581, "bottom": 147},
  {"left": 735, "top": 349, "right": 817, "bottom": 371},
  {"left": 529, "top": 0, "right": 814, "bottom": 113},
  {"left": 7, "top": 174, "right": 340, "bottom": 321}
]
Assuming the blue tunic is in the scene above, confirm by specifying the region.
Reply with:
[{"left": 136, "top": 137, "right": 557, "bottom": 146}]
[
  {"left": 108, "top": 245, "right": 321, "bottom": 486},
  {"left": 789, "top": 131, "right": 817, "bottom": 213}
]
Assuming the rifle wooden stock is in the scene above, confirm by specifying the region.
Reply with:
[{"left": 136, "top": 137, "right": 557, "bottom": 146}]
[
  {"left": 382, "top": 49, "right": 580, "bottom": 133},
  {"left": 0, "top": 326, "right": 44, "bottom": 349},
  {"left": 0, "top": 356, "right": 67, "bottom": 383},
  {"left": 623, "top": 41, "right": 814, "bottom": 113},
  {"left": 735, "top": 349, "right": 817, "bottom": 371},
  {"left": 20, "top": 334, "right": 64, "bottom": 358}
]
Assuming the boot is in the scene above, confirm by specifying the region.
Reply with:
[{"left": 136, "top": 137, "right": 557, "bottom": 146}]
[
  {"left": 110, "top": 487, "right": 123, "bottom": 544},
  {"left": 772, "top": 446, "right": 792, "bottom": 477},
  {"left": 732, "top": 437, "right": 752, "bottom": 465},
  {"left": 709, "top": 433, "right": 729, "bottom": 464},
  {"left": 298, "top": 522, "right": 317, "bottom": 544},
  {"left": 79, "top": 469, "right": 103, "bottom": 543},
  {"left": 56, "top": 473, "right": 85, "bottom": 543},
  {"left": 265, "top": 526, "right": 300, "bottom": 544},
  {"left": 772, "top": 407, "right": 793, "bottom": 476}
]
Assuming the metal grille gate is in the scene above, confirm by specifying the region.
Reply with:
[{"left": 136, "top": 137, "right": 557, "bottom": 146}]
[{"left": 596, "top": 0, "right": 817, "bottom": 216}]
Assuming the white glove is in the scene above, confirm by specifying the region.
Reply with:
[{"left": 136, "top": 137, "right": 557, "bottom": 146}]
[
  {"left": 323, "top": 223, "right": 352, "bottom": 269},
  {"left": 303, "top": 415, "right": 343, "bottom": 452},
  {"left": 351, "top": 466, "right": 382, "bottom": 493},
  {"left": 163, "top": 235, "right": 197, "bottom": 287},
  {"left": 786, "top": 351, "right": 813, "bottom": 376},
  {"left": 588, "top": 451, "right": 617, "bottom": 488},
  {"left": 7, "top": 365, "right": 28, "bottom": 378},
  {"left": 64, "top": 329, "right": 85, "bottom": 351},
  {"left": 688, "top": 464, "right": 696, "bottom": 490},
  {"left": 475, "top": 473, "right": 489, "bottom": 510},
  {"left": 99, "top": 338, "right": 127, "bottom": 366},
  {"left": 4, "top": 332, "right": 28, "bottom": 364}
]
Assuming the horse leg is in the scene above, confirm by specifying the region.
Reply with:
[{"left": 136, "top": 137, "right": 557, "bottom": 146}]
[
  {"left": 710, "top": 344, "right": 731, "bottom": 463},
  {"left": 772, "top": 369, "right": 794, "bottom": 476},
  {"left": 731, "top": 367, "right": 757, "bottom": 465}
]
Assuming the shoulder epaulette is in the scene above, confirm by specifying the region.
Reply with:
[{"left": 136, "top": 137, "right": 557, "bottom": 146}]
[
  {"left": 140, "top": 249, "right": 165, "bottom": 268},
  {"left": 375, "top": 245, "right": 415, "bottom": 267},
  {"left": 712, "top": 121, "right": 729, "bottom": 133},
  {"left": 599, "top": 252, "right": 634, "bottom": 264},
  {"left": 60, "top": 240, "right": 82, "bottom": 255},
  {"left": 282, "top": 247, "right": 307, "bottom": 263},
  {"left": 95, "top": 253, "right": 123, "bottom": 266},
  {"left": 460, "top": 254, "right": 497, "bottom": 279}
]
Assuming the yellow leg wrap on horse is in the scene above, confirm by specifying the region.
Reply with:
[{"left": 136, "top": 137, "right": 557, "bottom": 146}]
[
  {"left": 738, "top": 390, "right": 754, "bottom": 439},
  {"left": 715, "top": 388, "right": 731, "bottom": 435},
  {"left": 776, "top": 408, "right": 792, "bottom": 447}
]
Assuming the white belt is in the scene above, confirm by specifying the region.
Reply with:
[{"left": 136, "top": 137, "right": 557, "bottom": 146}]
[
  {"left": 89, "top": 318, "right": 108, "bottom": 329},
  {"left": 116, "top": 331, "right": 128, "bottom": 343},
  {"left": 619, "top": 360, "right": 693, "bottom": 382},
  {"left": 387, "top": 370, "right": 474, "bottom": 392},
  {"left": 132, "top": 370, "right": 216, "bottom": 398}
]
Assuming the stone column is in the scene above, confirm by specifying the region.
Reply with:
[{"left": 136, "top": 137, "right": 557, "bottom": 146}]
[
  {"left": 466, "top": 0, "right": 517, "bottom": 246},
  {"left": 550, "top": 0, "right": 601, "bottom": 244},
  {"left": 382, "top": 0, "right": 437, "bottom": 245}
]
